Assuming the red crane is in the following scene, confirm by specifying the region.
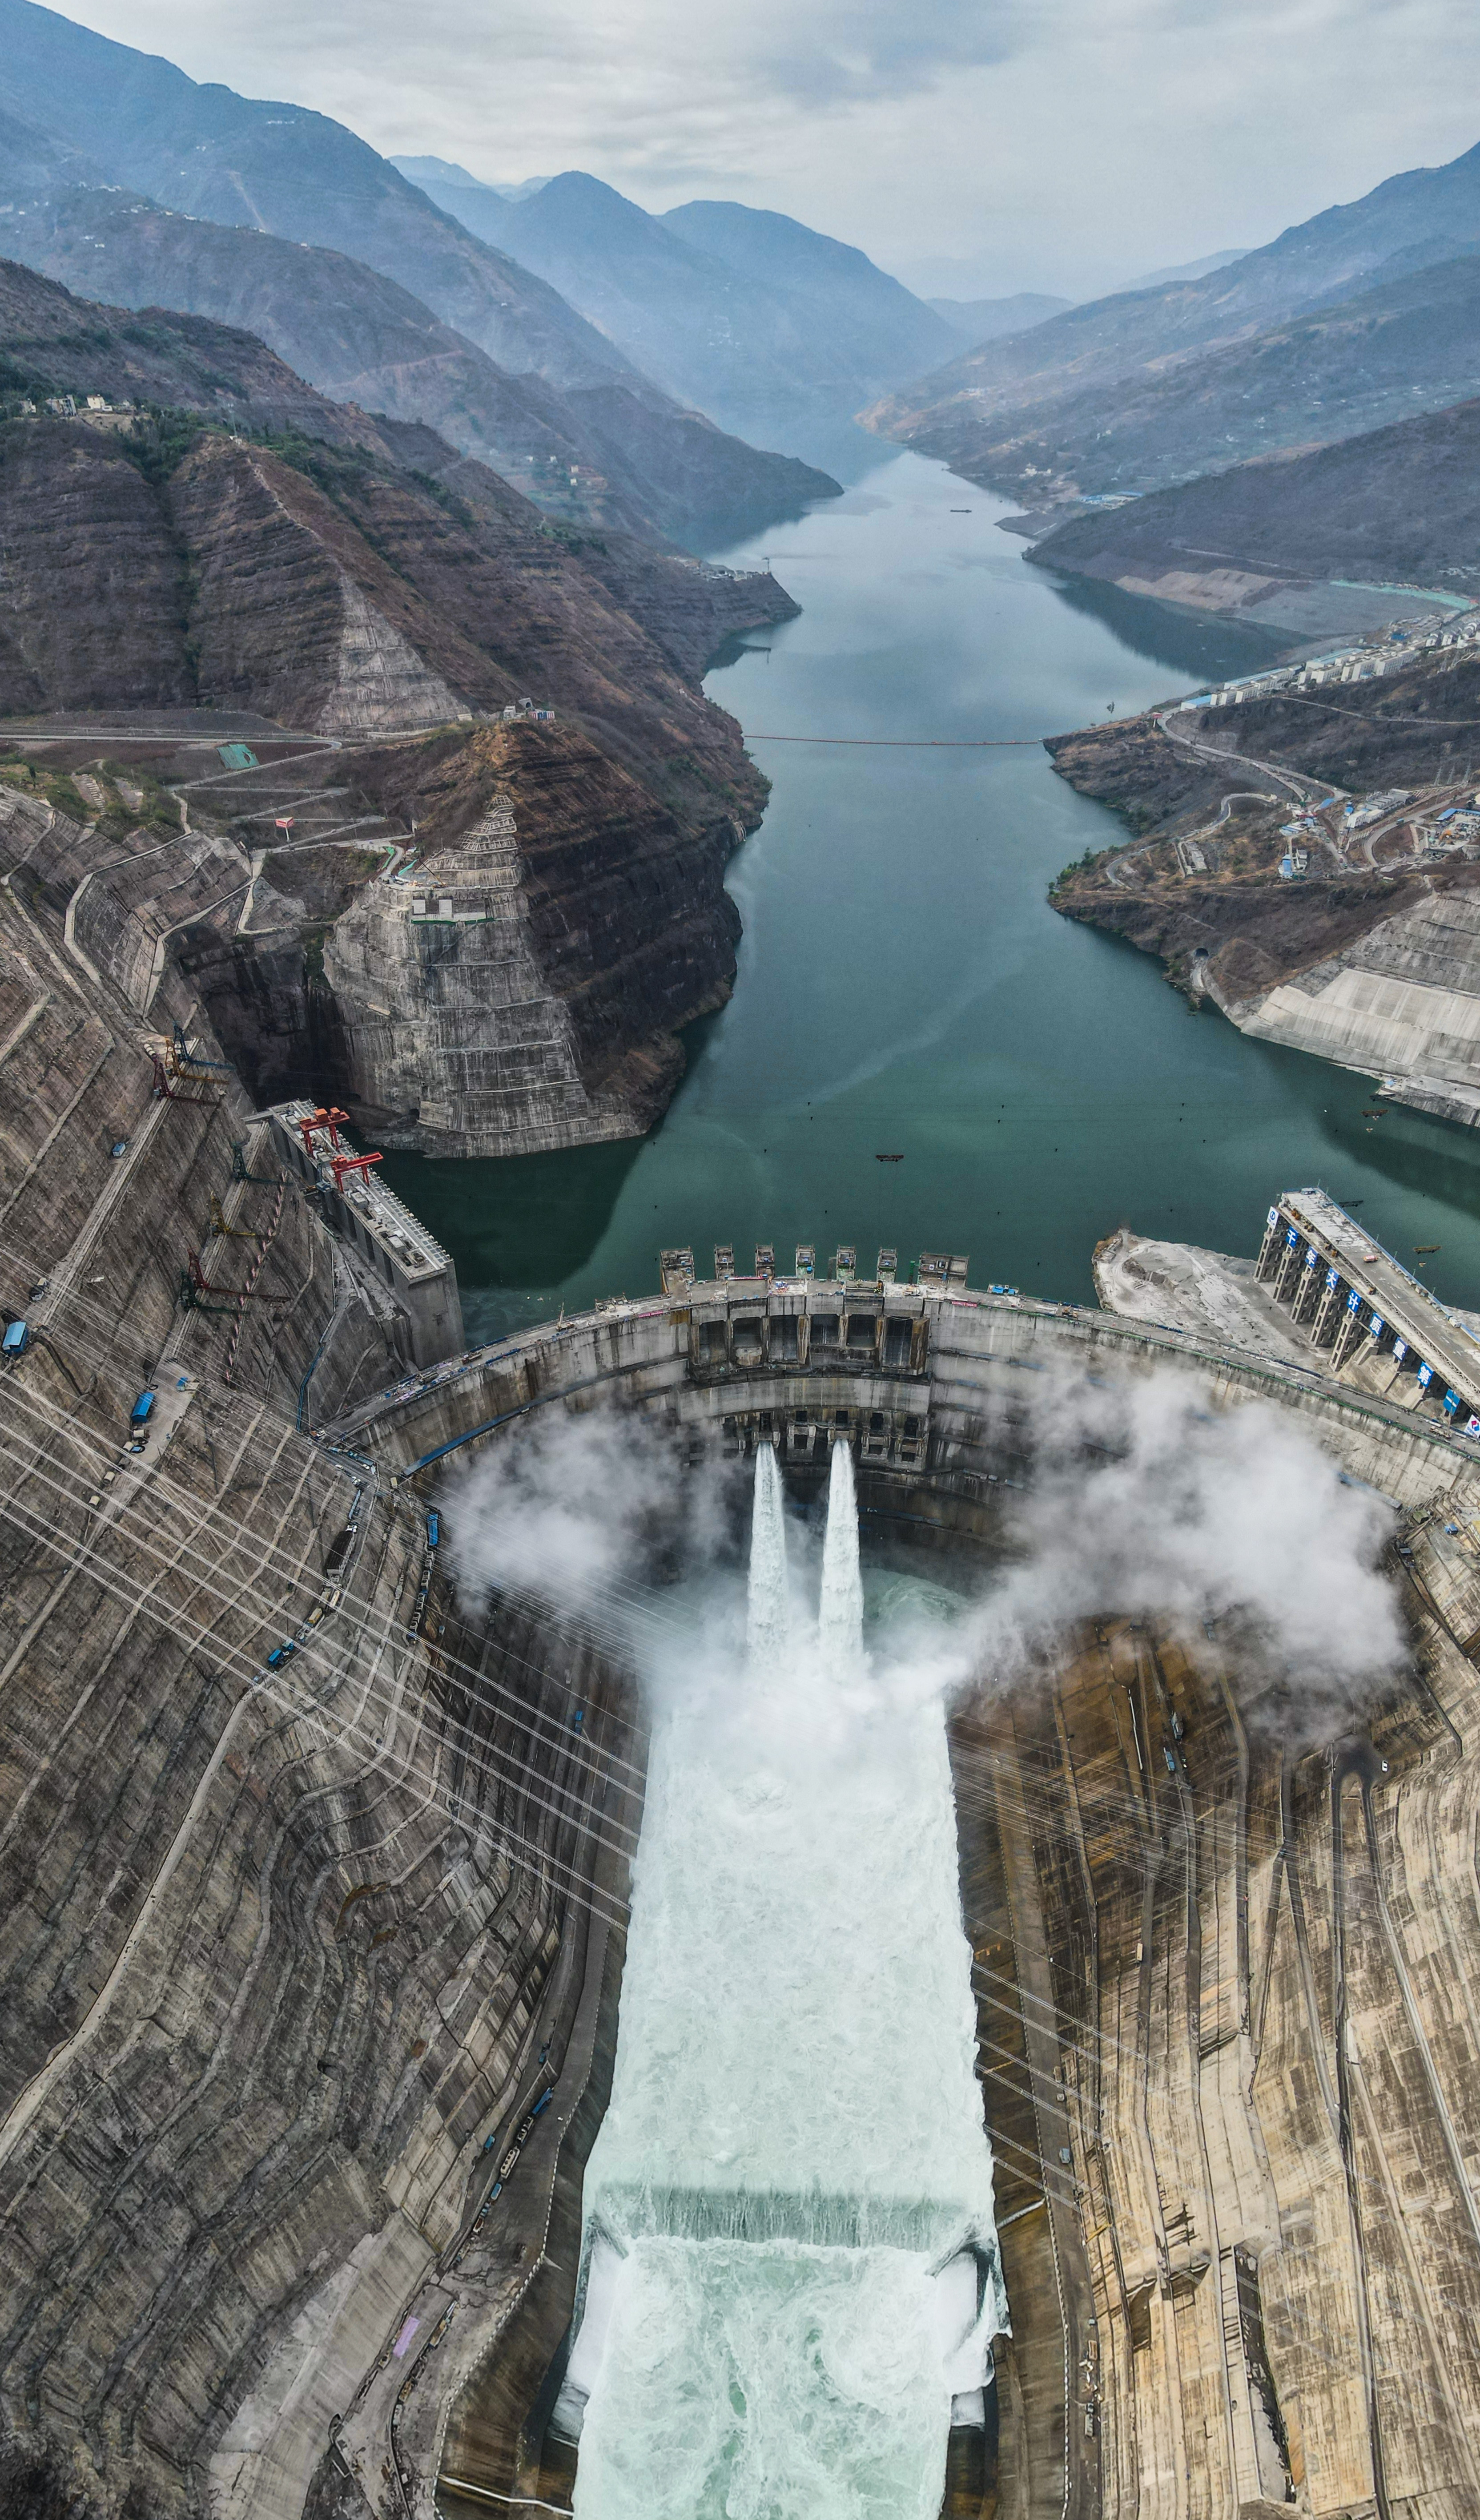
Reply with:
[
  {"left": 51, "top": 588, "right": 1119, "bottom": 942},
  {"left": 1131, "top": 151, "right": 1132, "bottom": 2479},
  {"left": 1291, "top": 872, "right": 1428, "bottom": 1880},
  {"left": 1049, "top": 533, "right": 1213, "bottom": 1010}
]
[
  {"left": 328, "top": 1150, "right": 383, "bottom": 1196},
  {"left": 297, "top": 1105, "right": 350, "bottom": 1158}
]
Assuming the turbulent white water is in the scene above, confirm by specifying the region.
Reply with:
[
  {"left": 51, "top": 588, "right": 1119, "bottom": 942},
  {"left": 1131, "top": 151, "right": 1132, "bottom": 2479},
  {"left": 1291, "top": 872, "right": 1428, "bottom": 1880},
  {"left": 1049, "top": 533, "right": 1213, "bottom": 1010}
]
[
  {"left": 817, "top": 1439, "right": 864, "bottom": 1677},
  {"left": 746, "top": 1440, "right": 790, "bottom": 1666},
  {"left": 568, "top": 1448, "right": 1003, "bottom": 2518}
]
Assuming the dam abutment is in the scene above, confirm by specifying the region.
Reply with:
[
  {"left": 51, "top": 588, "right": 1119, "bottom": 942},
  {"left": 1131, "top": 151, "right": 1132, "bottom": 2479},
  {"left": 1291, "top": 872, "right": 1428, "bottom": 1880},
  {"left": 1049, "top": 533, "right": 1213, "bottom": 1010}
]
[{"left": 305, "top": 1267, "right": 1480, "bottom": 2518}]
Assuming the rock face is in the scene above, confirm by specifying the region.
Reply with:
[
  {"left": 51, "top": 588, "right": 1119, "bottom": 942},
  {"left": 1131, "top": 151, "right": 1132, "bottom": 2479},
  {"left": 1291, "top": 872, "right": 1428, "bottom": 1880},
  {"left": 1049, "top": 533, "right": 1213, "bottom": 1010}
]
[
  {"left": 0, "top": 200, "right": 841, "bottom": 549},
  {"left": 323, "top": 724, "right": 741, "bottom": 1155},
  {"left": 170, "top": 440, "right": 474, "bottom": 736},
  {"left": 0, "top": 792, "right": 636, "bottom": 2520},
  {"left": 0, "top": 263, "right": 798, "bottom": 1150}
]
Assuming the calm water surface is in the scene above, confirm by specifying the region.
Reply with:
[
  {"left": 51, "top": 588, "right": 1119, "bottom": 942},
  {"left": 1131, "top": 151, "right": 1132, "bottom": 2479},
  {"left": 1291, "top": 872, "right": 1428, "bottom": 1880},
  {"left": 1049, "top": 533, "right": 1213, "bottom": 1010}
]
[{"left": 385, "top": 449, "right": 1480, "bottom": 1335}]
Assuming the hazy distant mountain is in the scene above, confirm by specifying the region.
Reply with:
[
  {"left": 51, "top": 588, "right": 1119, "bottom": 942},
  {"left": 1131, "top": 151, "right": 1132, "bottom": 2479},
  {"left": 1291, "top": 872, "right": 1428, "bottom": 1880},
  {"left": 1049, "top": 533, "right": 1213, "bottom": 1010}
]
[
  {"left": 1117, "top": 248, "right": 1251, "bottom": 291},
  {"left": 867, "top": 138, "right": 1480, "bottom": 470},
  {"left": 393, "top": 157, "right": 548, "bottom": 206},
  {"left": 927, "top": 292, "right": 1073, "bottom": 344},
  {"left": 0, "top": 184, "right": 838, "bottom": 546},
  {"left": 1030, "top": 391, "right": 1480, "bottom": 593},
  {"left": 0, "top": 0, "right": 648, "bottom": 395},
  {"left": 884, "top": 249, "right": 1480, "bottom": 508},
  {"left": 0, "top": 0, "right": 844, "bottom": 545},
  {"left": 396, "top": 164, "right": 957, "bottom": 429}
]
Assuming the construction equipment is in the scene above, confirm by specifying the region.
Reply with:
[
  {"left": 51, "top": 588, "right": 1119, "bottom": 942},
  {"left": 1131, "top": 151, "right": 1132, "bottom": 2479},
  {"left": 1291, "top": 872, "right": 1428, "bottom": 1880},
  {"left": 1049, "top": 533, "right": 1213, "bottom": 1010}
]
[
  {"left": 297, "top": 1105, "right": 350, "bottom": 1159},
  {"left": 209, "top": 1192, "right": 255, "bottom": 1240},
  {"left": 328, "top": 1150, "right": 382, "bottom": 1195}
]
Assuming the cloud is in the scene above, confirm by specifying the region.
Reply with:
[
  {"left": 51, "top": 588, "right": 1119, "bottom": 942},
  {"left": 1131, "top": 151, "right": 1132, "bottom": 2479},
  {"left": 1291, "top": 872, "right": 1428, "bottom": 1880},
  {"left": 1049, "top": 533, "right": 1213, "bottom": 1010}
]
[{"left": 57, "top": 0, "right": 1480, "bottom": 294}]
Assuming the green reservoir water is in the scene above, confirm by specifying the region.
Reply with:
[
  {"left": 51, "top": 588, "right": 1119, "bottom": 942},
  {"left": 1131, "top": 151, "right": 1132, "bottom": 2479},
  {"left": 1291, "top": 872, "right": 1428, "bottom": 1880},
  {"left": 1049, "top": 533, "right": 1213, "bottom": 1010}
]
[{"left": 383, "top": 448, "right": 1480, "bottom": 1338}]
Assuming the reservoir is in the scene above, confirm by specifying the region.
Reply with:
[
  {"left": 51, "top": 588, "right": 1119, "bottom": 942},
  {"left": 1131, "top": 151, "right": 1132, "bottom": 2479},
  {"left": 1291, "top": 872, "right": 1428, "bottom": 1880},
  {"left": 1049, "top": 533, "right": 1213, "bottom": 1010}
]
[{"left": 386, "top": 446, "right": 1480, "bottom": 1331}]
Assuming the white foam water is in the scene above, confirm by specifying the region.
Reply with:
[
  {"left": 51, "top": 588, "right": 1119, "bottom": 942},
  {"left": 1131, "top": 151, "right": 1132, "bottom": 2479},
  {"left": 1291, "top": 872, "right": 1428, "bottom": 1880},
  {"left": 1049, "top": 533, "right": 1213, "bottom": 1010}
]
[
  {"left": 568, "top": 1447, "right": 1003, "bottom": 2517},
  {"left": 746, "top": 1438, "right": 789, "bottom": 1668},
  {"left": 817, "top": 1436, "right": 864, "bottom": 1678}
]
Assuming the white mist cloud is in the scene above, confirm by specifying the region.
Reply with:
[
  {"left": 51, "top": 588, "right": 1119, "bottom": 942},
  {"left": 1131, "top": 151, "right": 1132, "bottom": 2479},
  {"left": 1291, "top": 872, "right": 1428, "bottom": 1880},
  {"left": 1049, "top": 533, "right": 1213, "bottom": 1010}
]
[
  {"left": 444, "top": 1402, "right": 742, "bottom": 1626},
  {"left": 967, "top": 1363, "right": 1405, "bottom": 1714},
  {"left": 442, "top": 1367, "right": 1404, "bottom": 1727}
]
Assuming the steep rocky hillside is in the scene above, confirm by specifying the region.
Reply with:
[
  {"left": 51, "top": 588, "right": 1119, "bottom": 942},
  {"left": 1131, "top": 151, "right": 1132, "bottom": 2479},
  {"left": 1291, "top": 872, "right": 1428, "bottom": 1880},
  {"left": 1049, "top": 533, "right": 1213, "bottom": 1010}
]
[
  {"left": 0, "top": 191, "right": 839, "bottom": 548},
  {"left": 926, "top": 290, "right": 1072, "bottom": 343},
  {"left": 0, "top": 778, "right": 636, "bottom": 2520},
  {"left": 0, "top": 260, "right": 799, "bottom": 736},
  {"left": 865, "top": 138, "right": 1480, "bottom": 481},
  {"left": 0, "top": 254, "right": 366, "bottom": 439},
  {"left": 402, "top": 168, "right": 954, "bottom": 429},
  {"left": 0, "top": 0, "right": 637, "bottom": 396},
  {"left": 0, "top": 1, "right": 841, "bottom": 547},
  {"left": 1047, "top": 641, "right": 1480, "bottom": 1121},
  {"left": 925, "top": 250, "right": 1480, "bottom": 508},
  {"left": 0, "top": 259, "right": 801, "bottom": 1151},
  {"left": 1028, "top": 395, "right": 1480, "bottom": 609}
]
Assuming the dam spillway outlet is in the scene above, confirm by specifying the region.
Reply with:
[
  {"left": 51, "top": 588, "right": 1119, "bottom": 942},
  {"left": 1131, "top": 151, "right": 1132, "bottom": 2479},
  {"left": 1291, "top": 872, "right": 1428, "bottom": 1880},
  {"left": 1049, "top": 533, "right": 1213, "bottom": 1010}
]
[{"left": 558, "top": 1440, "right": 1004, "bottom": 2517}]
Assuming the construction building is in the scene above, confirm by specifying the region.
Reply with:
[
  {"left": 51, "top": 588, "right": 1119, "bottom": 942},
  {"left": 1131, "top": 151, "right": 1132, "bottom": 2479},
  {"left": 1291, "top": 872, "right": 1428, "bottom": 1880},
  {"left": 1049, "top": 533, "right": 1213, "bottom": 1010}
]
[
  {"left": 262, "top": 1099, "right": 464, "bottom": 1367},
  {"left": 1256, "top": 1184, "right": 1480, "bottom": 1427}
]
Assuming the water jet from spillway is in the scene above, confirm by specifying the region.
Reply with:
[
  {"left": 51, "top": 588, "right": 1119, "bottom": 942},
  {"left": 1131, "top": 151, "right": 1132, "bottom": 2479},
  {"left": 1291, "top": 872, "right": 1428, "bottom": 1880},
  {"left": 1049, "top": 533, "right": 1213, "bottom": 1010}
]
[
  {"left": 563, "top": 1439, "right": 1005, "bottom": 2517},
  {"left": 746, "top": 1437, "right": 789, "bottom": 1666},
  {"left": 818, "top": 1434, "right": 864, "bottom": 1676}
]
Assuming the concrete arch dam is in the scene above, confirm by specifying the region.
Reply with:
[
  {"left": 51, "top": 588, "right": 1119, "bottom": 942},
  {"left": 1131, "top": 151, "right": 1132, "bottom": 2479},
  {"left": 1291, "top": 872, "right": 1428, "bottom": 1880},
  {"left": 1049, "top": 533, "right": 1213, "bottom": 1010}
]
[{"left": 322, "top": 1271, "right": 1480, "bottom": 2520}]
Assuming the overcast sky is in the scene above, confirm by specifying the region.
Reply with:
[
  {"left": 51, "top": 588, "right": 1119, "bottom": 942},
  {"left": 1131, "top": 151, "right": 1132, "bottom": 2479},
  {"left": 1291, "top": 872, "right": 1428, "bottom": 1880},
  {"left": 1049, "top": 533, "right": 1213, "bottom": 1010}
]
[{"left": 58, "top": 0, "right": 1480, "bottom": 297}]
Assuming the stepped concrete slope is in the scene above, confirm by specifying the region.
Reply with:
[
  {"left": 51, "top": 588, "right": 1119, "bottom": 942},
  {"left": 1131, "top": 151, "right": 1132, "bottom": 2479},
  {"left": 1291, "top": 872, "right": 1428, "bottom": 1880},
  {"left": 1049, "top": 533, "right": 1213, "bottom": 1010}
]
[
  {"left": 865, "top": 135, "right": 1480, "bottom": 493},
  {"left": 1046, "top": 631, "right": 1480, "bottom": 1124}
]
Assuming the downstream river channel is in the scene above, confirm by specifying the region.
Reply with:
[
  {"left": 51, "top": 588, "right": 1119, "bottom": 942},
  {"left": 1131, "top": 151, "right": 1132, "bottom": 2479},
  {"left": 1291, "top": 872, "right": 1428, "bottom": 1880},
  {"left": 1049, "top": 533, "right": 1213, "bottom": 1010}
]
[{"left": 386, "top": 446, "right": 1480, "bottom": 1330}]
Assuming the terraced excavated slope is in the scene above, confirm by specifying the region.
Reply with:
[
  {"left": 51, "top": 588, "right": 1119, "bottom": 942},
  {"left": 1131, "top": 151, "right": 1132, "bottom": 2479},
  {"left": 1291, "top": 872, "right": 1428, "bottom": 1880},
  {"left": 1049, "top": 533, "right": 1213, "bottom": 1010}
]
[
  {"left": 0, "top": 771, "right": 640, "bottom": 2520},
  {"left": 1046, "top": 637, "right": 1480, "bottom": 1125},
  {"left": 0, "top": 261, "right": 802, "bottom": 1151}
]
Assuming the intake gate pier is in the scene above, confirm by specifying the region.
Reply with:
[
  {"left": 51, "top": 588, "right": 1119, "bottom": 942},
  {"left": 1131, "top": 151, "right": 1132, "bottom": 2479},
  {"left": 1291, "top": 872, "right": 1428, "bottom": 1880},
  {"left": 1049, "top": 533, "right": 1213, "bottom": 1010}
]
[{"left": 301, "top": 1250, "right": 1480, "bottom": 2520}]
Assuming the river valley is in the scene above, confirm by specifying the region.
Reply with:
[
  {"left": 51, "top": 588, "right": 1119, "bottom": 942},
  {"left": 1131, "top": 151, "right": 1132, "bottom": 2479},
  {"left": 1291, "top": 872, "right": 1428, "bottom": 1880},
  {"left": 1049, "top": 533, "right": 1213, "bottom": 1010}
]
[{"left": 386, "top": 447, "right": 1480, "bottom": 1331}]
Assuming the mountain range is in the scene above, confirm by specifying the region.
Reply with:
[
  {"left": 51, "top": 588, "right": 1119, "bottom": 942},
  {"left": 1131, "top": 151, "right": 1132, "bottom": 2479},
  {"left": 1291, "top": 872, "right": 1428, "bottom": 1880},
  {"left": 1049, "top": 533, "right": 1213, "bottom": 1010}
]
[
  {"left": 1029, "top": 394, "right": 1480, "bottom": 604},
  {"left": 390, "top": 162, "right": 958, "bottom": 434},
  {"left": 0, "top": 0, "right": 845, "bottom": 550},
  {"left": 866, "top": 138, "right": 1480, "bottom": 493}
]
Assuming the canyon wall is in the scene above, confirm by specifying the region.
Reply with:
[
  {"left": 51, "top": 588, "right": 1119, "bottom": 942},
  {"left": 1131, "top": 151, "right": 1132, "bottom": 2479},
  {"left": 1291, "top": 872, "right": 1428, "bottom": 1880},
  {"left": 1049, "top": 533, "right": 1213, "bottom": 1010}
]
[{"left": 0, "top": 788, "right": 634, "bottom": 2520}]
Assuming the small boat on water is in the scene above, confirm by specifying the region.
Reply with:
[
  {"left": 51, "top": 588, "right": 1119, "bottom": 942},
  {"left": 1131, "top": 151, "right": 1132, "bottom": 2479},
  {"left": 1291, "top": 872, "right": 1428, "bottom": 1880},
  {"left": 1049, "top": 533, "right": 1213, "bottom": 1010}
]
[{"left": 874, "top": 1152, "right": 904, "bottom": 1163}]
